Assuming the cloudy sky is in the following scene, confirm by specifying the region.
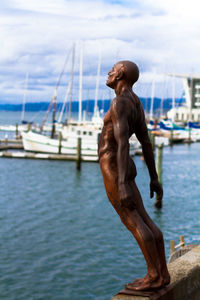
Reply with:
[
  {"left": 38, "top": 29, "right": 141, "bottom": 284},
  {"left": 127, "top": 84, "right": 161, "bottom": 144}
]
[{"left": 1, "top": 0, "right": 200, "bottom": 103}]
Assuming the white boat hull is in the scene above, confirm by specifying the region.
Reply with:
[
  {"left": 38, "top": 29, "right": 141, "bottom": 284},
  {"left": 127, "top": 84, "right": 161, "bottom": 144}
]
[
  {"left": 22, "top": 130, "right": 136, "bottom": 161},
  {"left": 22, "top": 131, "right": 99, "bottom": 161}
]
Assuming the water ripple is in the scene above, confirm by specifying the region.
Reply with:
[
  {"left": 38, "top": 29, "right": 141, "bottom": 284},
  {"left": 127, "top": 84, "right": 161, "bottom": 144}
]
[{"left": 0, "top": 143, "right": 200, "bottom": 299}]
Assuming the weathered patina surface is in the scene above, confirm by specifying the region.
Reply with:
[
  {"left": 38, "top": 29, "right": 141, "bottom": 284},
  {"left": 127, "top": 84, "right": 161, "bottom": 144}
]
[{"left": 98, "top": 61, "right": 170, "bottom": 291}]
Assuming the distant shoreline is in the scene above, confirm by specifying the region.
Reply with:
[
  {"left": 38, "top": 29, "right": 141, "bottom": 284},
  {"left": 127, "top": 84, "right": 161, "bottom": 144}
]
[{"left": 0, "top": 98, "right": 185, "bottom": 113}]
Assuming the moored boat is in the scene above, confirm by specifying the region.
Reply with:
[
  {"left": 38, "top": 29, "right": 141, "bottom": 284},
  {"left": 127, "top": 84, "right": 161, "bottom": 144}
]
[{"left": 22, "top": 122, "right": 136, "bottom": 161}]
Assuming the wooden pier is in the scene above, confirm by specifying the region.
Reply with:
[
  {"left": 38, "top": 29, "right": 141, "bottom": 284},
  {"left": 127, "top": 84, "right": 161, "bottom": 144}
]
[
  {"left": 0, "top": 144, "right": 23, "bottom": 150},
  {"left": 0, "top": 151, "right": 98, "bottom": 162},
  {"left": 0, "top": 137, "right": 98, "bottom": 163},
  {"left": 0, "top": 138, "right": 23, "bottom": 149}
]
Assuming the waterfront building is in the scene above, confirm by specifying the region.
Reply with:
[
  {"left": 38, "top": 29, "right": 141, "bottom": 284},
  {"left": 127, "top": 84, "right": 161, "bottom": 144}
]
[{"left": 167, "top": 74, "right": 200, "bottom": 122}]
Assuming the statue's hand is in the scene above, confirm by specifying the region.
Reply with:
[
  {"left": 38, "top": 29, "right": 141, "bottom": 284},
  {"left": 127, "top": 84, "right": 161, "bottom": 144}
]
[
  {"left": 150, "top": 179, "right": 163, "bottom": 200},
  {"left": 118, "top": 183, "right": 135, "bottom": 210}
]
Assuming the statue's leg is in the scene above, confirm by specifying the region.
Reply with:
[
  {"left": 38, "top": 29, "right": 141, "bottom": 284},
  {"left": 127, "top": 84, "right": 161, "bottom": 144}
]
[
  {"left": 130, "top": 181, "right": 170, "bottom": 286},
  {"left": 122, "top": 181, "right": 170, "bottom": 290},
  {"left": 119, "top": 208, "right": 167, "bottom": 290},
  {"left": 100, "top": 163, "right": 166, "bottom": 290}
]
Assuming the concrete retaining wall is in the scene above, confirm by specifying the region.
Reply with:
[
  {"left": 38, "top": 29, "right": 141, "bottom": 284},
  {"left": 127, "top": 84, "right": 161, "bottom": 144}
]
[{"left": 111, "top": 245, "right": 200, "bottom": 300}]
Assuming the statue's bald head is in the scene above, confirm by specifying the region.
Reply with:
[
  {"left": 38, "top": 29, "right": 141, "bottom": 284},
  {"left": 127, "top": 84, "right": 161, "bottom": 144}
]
[{"left": 116, "top": 60, "right": 139, "bottom": 86}]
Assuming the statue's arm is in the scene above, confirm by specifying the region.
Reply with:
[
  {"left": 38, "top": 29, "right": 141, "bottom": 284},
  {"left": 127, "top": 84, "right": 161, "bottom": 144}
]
[
  {"left": 135, "top": 104, "right": 163, "bottom": 200},
  {"left": 111, "top": 98, "right": 134, "bottom": 208}
]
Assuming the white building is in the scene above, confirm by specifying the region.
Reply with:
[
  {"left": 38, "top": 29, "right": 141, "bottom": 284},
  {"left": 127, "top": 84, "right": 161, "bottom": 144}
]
[{"left": 167, "top": 74, "right": 200, "bottom": 122}]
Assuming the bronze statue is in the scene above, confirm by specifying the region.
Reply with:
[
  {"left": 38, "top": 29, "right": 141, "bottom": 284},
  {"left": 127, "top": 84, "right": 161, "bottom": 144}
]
[{"left": 98, "top": 61, "right": 170, "bottom": 291}]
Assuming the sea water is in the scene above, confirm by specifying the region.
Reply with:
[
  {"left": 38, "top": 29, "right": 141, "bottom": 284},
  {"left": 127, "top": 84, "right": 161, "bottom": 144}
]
[{"left": 0, "top": 112, "right": 199, "bottom": 300}]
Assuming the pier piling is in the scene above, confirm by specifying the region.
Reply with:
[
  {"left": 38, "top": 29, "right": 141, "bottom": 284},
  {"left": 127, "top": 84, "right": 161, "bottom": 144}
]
[
  {"left": 148, "top": 131, "right": 155, "bottom": 152},
  {"left": 170, "top": 236, "right": 185, "bottom": 255},
  {"left": 5, "top": 134, "right": 8, "bottom": 145},
  {"left": 155, "top": 144, "right": 163, "bottom": 208},
  {"left": 170, "top": 240, "right": 175, "bottom": 254},
  {"left": 15, "top": 123, "right": 18, "bottom": 138},
  {"left": 28, "top": 123, "right": 32, "bottom": 131},
  {"left": 169, "top": 130, "right": 174, "bottom": 146},
  {"left": 187, "top": 129, "right": 192, "bottom": 144},
  {"left": 76, "top": 137, "right": 82, "bottom": 170},
  {"left": 58, "top": 132, "right": 62, "bottom": 154}
]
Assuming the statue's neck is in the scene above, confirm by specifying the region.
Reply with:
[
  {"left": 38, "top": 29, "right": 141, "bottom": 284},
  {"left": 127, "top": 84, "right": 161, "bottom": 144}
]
[{"left": 114, "top": 81, "right": 132, "bottom": 96}]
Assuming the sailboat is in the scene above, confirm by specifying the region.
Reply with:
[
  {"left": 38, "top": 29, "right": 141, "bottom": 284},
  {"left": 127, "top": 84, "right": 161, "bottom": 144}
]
[{"left": 21, "top": 45, "right": 137, "bottom": 160}]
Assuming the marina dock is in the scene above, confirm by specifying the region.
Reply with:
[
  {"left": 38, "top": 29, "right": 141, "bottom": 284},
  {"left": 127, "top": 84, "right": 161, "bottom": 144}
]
[
  {"left": 0, "top": 151, "right": 98, "bottom": 162},
  {"left": 0, "top": 139, "right": 23, "bottom": 150},
  {"left": 0, "top": 137, "right": 98, "bottom": 162}
]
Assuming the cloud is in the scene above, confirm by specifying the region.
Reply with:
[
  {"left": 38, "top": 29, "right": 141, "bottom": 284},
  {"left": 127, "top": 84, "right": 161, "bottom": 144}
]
[{"left": 0, "top": 0, "right": 200, "bottom": 103}]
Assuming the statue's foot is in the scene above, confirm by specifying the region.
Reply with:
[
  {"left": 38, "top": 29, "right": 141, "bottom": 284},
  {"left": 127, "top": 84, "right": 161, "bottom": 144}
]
[
  {"left": 125, "top": 275, "right": 166, "bottom": 291},
  {"left": 132, "top": 272, "right": 170, "bottom": 287},
  {"left": 131, "top": 274, "right": 149, "bottom": 285},
  {"left": 161, "top": 269, "right": 170, "bottom": 286}
]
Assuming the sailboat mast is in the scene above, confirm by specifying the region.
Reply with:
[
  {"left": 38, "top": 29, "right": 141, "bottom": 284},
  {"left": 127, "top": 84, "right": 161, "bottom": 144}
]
[
  {"left": 78, "top": 43, "right": 83, "bottom": 123},
  {"left": 189, "top": 77, "right": 193, "bottom": 121},
  {"left": 58, "top": 82, "right": 70, "bottom": 124},
  {"left": 150, "top": 74, "right": 155, "bottom": 120},
  {"left": 21, "top": 72, "right": 29, "bottom": 122},
  {"left": 94, "top": 48, "right": 102, "bottom": 117},
  {"left": 172, "top": 75, "right": 175, "bottom": 124},
  {"left": 51, "top": 90, "right": 57, "bottom": 139},
  {"left": 68, "top": 43, "right": 75, "bottom": 122},
  {"left": 160, "top": 75, "right": 166, "bottom": 118}
]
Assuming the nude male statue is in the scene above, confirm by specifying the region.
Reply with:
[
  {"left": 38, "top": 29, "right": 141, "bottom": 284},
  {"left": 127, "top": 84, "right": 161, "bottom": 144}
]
[{"left": 98, "top": 61, "right": 170, "bottom": 291}]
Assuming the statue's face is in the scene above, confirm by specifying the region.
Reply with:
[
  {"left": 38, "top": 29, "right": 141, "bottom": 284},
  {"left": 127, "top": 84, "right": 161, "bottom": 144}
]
[{"left": 106, "top": 63, "right": 123, "bottom": 88}]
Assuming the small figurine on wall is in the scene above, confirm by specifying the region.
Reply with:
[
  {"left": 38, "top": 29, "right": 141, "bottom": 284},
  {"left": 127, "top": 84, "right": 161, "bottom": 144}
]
[{"left": 98, "top": 61, "right": 170, "bottom": 291}]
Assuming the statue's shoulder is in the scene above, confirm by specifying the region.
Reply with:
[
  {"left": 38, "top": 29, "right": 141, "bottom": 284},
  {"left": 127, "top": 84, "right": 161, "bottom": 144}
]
[
  {"left": 111, "top": 96, "right": 129, "bottom": 117},
  {"left": 112, "top": 94, "right": 134, "bottom": 107},
  {"left": 132, "top": 91, "right": 141, "bottom": 104},
  {"left": 132, "top": 92, "right": 144, "bottom": 112}
]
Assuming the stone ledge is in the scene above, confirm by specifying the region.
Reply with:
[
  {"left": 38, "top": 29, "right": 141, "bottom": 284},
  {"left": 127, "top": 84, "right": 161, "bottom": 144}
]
[
  {"left": 112, "top": 296, "right": 149, "bottom": 300},
  {"left": 111, "top": 245, "right": 200, "bottom": 300},
  {"left": 111, "top": 296, "right": 149, "bottom": 300}
]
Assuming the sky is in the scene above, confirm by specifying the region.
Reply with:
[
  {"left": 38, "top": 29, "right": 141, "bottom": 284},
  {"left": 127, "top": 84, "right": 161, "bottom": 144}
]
[{"left": 1, "top": 0, "right": 200, "bottom": 103}]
